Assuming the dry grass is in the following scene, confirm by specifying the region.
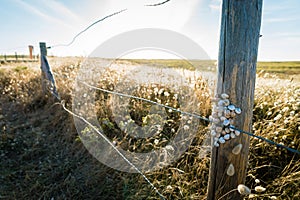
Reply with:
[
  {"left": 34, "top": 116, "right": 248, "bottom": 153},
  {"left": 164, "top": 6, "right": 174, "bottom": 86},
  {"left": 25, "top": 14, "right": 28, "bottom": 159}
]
[{"left": 0, "top": 58, "right": 299, "bottom": 199}]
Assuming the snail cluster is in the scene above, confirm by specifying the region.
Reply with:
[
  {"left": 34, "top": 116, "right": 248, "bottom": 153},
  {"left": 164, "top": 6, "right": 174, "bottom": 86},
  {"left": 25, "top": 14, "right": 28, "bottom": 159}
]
[{"left": 210, "top": 93, "right": 242, "bottom": 147}]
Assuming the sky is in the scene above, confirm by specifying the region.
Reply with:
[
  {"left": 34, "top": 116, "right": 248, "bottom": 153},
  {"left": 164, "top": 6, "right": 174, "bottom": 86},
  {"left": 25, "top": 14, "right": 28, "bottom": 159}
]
[{"left": 0, "top": 0, "right": 299, "bottom": 61}]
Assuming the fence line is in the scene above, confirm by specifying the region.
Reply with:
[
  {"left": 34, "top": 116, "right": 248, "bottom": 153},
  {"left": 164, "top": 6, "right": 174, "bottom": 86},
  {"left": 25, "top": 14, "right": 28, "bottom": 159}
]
[
  {"left": 78, "top": 81, "right": 300, "bottom": 155},
  {"left": 81, "top": 81, "right": 210, "bottom": 122},
  {"left": 0, "top": 54, "right": 38, "bottom": 64},
  {"left": 56, "top": 76, "right": 299, "bottom": 199},
  {"left": 0, "top": 45, "right": 39, "bottom": 64},
  {"left": 35, "top": 2, "right": 299, "bottom": 197}
]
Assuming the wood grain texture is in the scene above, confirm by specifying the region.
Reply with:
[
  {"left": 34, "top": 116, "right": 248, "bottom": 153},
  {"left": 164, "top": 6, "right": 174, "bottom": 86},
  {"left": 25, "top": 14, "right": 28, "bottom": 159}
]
[{"left": 207, "top": 0, "right": 263, "bottom": 199}]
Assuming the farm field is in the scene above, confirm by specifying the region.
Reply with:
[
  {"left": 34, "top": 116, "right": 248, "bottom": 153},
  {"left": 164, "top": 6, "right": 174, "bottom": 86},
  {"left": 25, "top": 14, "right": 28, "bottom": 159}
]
[{"left": 0, "top": 57, "right": 299, "bottom": 199}]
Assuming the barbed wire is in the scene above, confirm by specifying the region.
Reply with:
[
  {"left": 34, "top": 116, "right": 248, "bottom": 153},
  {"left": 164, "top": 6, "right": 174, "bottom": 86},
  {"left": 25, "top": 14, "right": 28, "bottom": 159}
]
[
  {"left": 145, "top": 0, "right": 171, "bottom": 6},
  {"left": 81, "top": 81, "right": 210, "bottom": 122},
  {"left": 1, "top": 0, "right": 172, "bottom": 53},
  {"left": 49, "top": 0, "right": 172, "bottom": 49},
  {"left": 60, "top": 100, "right": 166, "bottom": 200},
  {"left": 78, "top": 81, "right": 300, "bottom": 155},
  {"left": 53, "top": 72, "right": 299, "bottom": 200},
  {"left": 49, "top": 9, "right": 128, "bottom": 48}
]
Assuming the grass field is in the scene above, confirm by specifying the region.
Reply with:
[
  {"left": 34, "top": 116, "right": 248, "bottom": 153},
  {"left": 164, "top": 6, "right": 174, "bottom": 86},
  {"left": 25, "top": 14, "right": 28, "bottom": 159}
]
[
  {"left": 0, "top": 57, "right": 299, "bottom": 199},
  {"left": 257, "top": 61, "right": 300, "bottom": 73}
]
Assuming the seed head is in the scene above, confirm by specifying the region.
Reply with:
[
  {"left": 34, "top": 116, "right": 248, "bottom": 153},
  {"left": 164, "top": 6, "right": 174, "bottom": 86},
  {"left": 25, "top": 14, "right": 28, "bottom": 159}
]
[
  {"left": 237, "top": 184, "right": 251, "bottom": 195},
  {"left": 254, "top": 186, "right": 266, "bottom": 193}
]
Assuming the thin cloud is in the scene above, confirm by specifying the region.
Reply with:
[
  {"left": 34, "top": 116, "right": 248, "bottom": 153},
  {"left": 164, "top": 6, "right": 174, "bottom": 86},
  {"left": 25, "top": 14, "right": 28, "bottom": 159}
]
[
  {"left": 12, "top": 0, "right": 73, "bottom": 28},
  {"left": 41, "top": 0, "right": 81, "bottom": 22}
]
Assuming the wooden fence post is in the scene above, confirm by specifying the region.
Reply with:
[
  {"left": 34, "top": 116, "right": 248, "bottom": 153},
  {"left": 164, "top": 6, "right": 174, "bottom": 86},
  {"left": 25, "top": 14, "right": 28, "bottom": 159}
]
[
  {"left": 29, "top": 45, "right": 34, "bottom": 60},
  {"left": 15, "top": 52, "right": 18, "bottom": 61},
  {"left": 207, "top": 1, "right": 263, "bottom": 199},
  {"left": 40, "top": 42, "right": 47, "bottom": 94},
  {"left": 39, "top": 42, "right": 47, "bottom": 57},
  {"left": 39, "top": 42, "right": 59, "bottom": 99}
]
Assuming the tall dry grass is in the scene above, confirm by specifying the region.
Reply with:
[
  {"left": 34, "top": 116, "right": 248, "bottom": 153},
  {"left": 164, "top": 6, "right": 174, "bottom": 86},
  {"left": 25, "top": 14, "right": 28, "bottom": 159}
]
[{"left": 0, "top": 59, "right": 299, "bottom": 199}]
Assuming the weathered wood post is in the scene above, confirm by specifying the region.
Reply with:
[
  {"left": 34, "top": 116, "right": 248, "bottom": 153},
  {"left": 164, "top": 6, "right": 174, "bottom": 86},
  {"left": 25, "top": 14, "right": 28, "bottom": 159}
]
[
  {"left": 28, "top": 45, "right": 34, "bottom": 60},
  {"left": 39, "top": 42, "right": 47, "bottom": 57},
  {"left": 39, "top": 42, "right": 59, "bottom": 99},
  {"left": 40, "top": 42, "right": 47, "bottom": 94},
  {"left": 207, "top": 1, "right": 263, "bottom": 199}
]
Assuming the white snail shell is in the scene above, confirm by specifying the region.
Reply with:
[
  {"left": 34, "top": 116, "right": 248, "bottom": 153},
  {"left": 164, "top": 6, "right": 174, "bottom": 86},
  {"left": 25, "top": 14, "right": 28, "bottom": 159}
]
[
  {"left": 223, "top": 119, "right": 230, "bottom": 126},
  {"left": 224, "top": 134, "right": 230, "bottom": 140},
  {"left": 235, "top": 130, "right": 241, "bottom": 136},
  {"left": 228, "top": 104, "right": 236, "bottom": 111},
  {"left": 232, "top": 143, "right": 243, "bottom": 155},
  {"left": 235, "top": 107, "right": 242, "bottom": 114},
  {"left": 218, "top": 137, "right": 226, "bottom": 144},
  {"left": 221, "top": 93, "right": 229, "bottom": 99},
  {"left": 227, "top": 163, "right": 235, "bottom": 176}
]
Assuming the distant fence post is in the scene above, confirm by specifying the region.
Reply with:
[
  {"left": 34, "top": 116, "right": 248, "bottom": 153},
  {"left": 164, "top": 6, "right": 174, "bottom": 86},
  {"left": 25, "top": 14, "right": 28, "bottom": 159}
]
[
  {"left": 29, "top": 45, "right": 34, "bottom": 60},
  {"left": 40, "top": 42, "right": 48, "bottom": 94},
  {"left": 4, "top": 54, "right": 7, "bottom": 62},
  {"left": 15, "top": 52, "right": 18, "bottom": 61},
  {"left": 207, "top": 1, "right": 263, "bottom": 199},
  {"left": 39, "top": 42, "right": 59, "bottom": 99}
]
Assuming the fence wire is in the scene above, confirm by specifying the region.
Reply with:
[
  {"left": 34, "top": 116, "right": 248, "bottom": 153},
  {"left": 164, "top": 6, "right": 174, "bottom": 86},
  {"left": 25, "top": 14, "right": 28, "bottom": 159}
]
[
  {"left": 61, "top": 101, "right": 166, "bottom": 200},
  {"left": 59, "top": 76, "right": 300, "bottom": 199},
  {"left": 49, "top": 0, "right": 172, "bottom": 49},
  {"left": 50, "top": 9, "right": 128, "bottom": 48},
  {"left": 46, "top": 0, "right": 300, "bottom": 155},
  {"left": 145, "top": 0, "right": 171, "bottom": 6},
  {"left": 58, "top": 75, "right": 299, "bottom": 200},
  {"left": 79, "top": 81, "right": 300, "bottom": 155}
]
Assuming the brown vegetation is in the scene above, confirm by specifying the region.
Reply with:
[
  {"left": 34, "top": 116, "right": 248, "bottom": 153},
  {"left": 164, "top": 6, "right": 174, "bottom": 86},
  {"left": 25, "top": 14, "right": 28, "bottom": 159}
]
[{"left": 0, "top": 58, "right": 299, "bottom": 199}]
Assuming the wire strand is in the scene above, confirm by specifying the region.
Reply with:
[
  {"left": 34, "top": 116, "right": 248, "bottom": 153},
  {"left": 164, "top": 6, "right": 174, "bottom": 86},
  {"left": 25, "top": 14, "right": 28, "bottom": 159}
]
[
  {"left": 80, "top": 81, "right": 210, "bottom": 122},
  {"left": 78, "top": 81, "right": 300, "bottom": 155},
  {"left": 145, "top": 0, "right": 171, "bottom": 6},
  {"left": 36, "top": 0, "right": 298, "bottom": 155},
  {"left": 61, "top": 101, "right": 166, "bottom": 200},
  {"left": 50, "top": 9, "right": 127, "bottom": 48},
  {"left": 49, "top": 1, "right": 173, "bottom": 49},
  {"left": 229, "top": 125, "right": 300, "bottom": 154}
]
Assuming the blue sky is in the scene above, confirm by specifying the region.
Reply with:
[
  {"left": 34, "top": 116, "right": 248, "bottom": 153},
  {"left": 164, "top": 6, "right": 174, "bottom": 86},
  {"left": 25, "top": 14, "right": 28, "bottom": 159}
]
[{"left": 0, "top": 0, "right": 299, "bottom": 61}]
